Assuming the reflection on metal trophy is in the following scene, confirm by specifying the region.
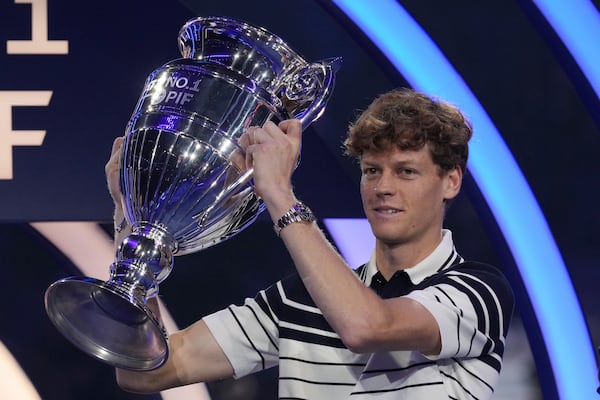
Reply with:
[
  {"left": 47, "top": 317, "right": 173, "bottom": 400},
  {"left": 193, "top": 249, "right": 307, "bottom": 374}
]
[{"left": 44, "top": 16, "right": 341, "bottom": 371}]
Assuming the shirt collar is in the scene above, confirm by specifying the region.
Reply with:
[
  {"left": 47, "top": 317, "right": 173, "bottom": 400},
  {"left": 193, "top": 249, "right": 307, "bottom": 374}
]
[{"left": 364, "top": 229, "right": 457, "bottom": 285}]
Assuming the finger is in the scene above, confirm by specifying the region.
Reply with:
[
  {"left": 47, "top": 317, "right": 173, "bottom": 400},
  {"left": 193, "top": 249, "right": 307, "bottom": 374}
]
[
  {"left": 245, "top": 144, "right": 256, "bottom": 169},
  {"left": 238, "top": 131, "right": 250, "bottom": 150},
  {"left": 261, "top": 120, "right": 282, "bottom": 138},
  {"left": 253, "top": 128, "right": 260, "bottom": 144},
  {"left": 252, "top": 127, "right": 272, "bottom": 145},
  {"left": 245, "top": 126, "right": 261, "bottom": 144},
  {"left": 232, "top": 133, "right": 250, "bottom": 171},
  {"left": 111, "top": 136, "right": 124, "bottom": 157},
  {"left": 229, "top": 149, "right": 247, "bottom": 172},
  {"left": 278, "top": 119, "right": 302, "bottom": 140},
  {"left": 106, "top": 139, "right": 120, "bottom": 169}
]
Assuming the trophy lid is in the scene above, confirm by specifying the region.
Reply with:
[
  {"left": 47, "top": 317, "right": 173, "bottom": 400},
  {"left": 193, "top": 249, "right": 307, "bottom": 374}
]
[
  {"left": 178, "top": 16, "right": 307, "bottom": 91},
  {"left": 177, "top": 16, "right": 341, "bottom": 127}
]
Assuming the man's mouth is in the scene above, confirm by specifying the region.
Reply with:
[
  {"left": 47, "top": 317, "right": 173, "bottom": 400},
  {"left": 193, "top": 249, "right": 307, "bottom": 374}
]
[{"left": 374, "top": 207, "right": 402, "bottom": 214}]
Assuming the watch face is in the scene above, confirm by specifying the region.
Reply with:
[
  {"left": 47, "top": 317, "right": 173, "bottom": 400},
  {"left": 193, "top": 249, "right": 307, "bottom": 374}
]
[
  {"left": 274, "top": 202, "right": 316, "bottom": 236},
  {"left": 295, "top": 203, "right": 315, "bottom": 221}
]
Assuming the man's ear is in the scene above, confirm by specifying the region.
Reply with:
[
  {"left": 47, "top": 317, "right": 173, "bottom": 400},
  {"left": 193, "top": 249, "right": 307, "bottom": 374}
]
[{"left": 443, "top": 166, "right": 462, "bottom": 201}]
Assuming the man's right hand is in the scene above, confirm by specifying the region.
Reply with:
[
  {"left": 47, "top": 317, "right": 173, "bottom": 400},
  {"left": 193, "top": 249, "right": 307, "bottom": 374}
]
[{"left": 105, "top": 136, "right": 125, "bottom": 208}]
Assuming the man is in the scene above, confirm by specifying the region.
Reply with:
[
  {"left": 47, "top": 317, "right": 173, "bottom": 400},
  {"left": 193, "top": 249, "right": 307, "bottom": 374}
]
[{"left": 109, "top": 88, "right": 514, "bottom": 399}]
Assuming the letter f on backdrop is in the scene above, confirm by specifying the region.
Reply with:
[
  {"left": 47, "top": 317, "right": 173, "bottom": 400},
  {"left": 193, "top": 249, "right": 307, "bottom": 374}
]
[{"left": 0, "top": 91, "right": 52, "bottom": 180}]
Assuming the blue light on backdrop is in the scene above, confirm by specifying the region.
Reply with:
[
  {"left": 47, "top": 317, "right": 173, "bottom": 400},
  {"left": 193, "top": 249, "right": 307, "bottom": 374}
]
[
  {"left": 532, "top": 0, "right": 600, "bottom": 100},
  {"left": 325, "top": 0, "right": 597, "bottom": 398}
]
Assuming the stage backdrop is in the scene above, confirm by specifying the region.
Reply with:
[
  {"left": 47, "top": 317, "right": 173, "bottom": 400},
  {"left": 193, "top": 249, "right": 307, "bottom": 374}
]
[
  {"left": 0, "top": 0, "right": 200, "bottom": 221},
  {"left": 1, "top": 1, "right": 599, "bottom": 399}
]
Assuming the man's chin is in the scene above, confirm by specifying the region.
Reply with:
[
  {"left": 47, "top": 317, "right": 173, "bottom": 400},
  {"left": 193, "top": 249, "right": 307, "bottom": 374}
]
[{"left": 372, "top": 231, "right": 408, "bottom": 246}]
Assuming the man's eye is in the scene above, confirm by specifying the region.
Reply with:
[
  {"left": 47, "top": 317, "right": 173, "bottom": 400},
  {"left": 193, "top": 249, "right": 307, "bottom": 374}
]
[
  {"left": 363, "top": 167, "right": 378, "bottom": 175},
  {"left": 400, "top": 168, "right": 417, "bottom": 177}
]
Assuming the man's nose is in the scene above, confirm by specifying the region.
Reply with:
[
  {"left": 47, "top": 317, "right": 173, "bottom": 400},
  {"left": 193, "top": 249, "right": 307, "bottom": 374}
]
[{"left": 374, "top": 172, "right": 395, "bottom": 195}]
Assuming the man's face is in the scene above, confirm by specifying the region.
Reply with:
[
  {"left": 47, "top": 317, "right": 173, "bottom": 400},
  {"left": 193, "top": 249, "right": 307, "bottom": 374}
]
[{"left": 359, "top": 145, "right": 461, "bottom": 248}]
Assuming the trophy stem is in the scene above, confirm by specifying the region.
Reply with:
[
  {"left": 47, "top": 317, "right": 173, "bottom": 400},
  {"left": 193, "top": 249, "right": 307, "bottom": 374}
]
[
  {"left": 43, "top": 223, "right": 176, "bottom": 371},
  {"left": 112, "top": 222, "right": 176, "bottom": 300}
]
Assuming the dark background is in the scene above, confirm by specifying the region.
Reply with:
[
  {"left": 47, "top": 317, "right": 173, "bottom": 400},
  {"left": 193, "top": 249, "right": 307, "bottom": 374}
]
[{"left": 0, "top": 0, "right": 598, "bottom": 399}]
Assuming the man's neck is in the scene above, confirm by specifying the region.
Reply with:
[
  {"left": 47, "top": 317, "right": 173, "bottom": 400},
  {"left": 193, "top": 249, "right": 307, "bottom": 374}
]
[{"left": 374, "top": 232, "right": 443, "bottom": 280}]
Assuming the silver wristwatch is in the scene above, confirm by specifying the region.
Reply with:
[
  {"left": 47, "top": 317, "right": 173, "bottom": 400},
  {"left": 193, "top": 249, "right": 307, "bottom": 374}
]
[{"left": 273, "top": 202, "right": 316, "bottom": 237}]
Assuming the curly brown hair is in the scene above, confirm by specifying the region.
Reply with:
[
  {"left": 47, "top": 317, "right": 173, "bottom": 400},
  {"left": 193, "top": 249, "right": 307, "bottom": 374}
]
[{"left": 344, "top": 88, "right": 472, "bottom": 174}]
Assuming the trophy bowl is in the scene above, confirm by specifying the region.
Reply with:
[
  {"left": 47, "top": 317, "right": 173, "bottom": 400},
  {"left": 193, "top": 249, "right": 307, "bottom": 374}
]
[{"left": 44, "top": 16, "right": 340, "bottom": 371}]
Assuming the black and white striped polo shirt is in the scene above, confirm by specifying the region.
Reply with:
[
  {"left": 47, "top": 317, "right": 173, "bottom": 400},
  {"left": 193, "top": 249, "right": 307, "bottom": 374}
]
[{"left": 204, "top": 230, "right": 514, "bottom": 399}]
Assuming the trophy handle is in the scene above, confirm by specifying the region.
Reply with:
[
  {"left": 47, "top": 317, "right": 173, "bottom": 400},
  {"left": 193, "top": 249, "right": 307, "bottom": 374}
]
[
  {"left": 193, "top": 57, "right": 342, "bottom": 224},
  {"left": 194, "top": 167, "right": 255, "bottom": 228},
  {"left": 284, "top": 57, "right": 342, "bottom": 129}
]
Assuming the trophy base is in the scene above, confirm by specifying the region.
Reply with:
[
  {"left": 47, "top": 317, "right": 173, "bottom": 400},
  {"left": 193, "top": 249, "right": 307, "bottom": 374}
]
[{"left": 44, "top": 277, "right": 168, "bottom": 371}]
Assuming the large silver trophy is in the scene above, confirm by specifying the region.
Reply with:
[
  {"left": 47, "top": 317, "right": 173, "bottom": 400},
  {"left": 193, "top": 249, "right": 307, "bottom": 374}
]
[{"left": 44, "top": 16, "right": 340, "bottom": 371}]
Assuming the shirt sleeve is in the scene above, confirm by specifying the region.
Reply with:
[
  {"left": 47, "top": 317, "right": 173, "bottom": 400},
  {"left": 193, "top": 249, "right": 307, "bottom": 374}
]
[
  {"left": 405, "top": 262, "right": 514, "bottom": 361},
  {"left": 203, "top": 289, "right": 280, "bottom": 378}
]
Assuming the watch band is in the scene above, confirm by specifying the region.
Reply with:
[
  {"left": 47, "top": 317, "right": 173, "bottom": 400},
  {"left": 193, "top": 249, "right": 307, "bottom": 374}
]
[{"left": 273, "top": 202, "right": 316, "bottom": 237}]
